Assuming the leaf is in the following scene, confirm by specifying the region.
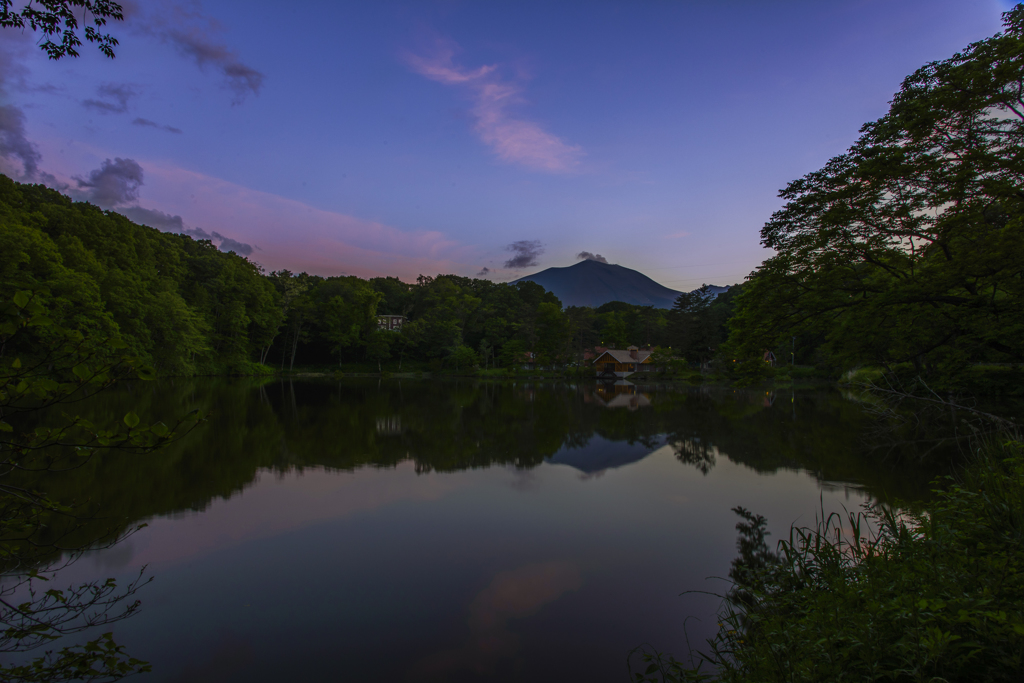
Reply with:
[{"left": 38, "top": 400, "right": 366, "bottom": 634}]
[
  {"left": 11, "top": 357, "right": 21, "bottom": 369},
  {"left": 72, "top": 364, "right": 90, "bottom": 380},
  {"left": 12, "top": 290, "right": 30, "bottom": 308},
  {"left": 150, "top": 422, "right": 169, "bottom": 437},
  {"left": 123, "top": 412, "right": 140, "bottom": 428},
  {"left": 0, "top": 421, "right": 11, "bottom": 432}
]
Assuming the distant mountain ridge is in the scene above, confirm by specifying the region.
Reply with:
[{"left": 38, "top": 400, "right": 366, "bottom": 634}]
[{"left": 511, "top": 260, "right": 727, "bottom": 309}]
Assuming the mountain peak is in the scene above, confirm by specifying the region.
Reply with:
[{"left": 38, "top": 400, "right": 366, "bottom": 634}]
[{"left": 511, "top": 262, "right": 686, "bottom": 308}]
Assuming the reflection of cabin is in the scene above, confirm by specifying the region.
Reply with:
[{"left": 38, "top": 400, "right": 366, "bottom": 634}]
[
  {"left": 592, "top": 346, "right": 652, "bottom": 378},
  {"left": 377, "top": 315, "right": 405, "bottom": 332},
  {"left": 588, "top": 381, "right": 651, "bottom": 410}
]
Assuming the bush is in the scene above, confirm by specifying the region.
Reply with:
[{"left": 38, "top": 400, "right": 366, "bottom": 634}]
[{"left": 634, "top": 440, "right": 1024, "bottom": 682}]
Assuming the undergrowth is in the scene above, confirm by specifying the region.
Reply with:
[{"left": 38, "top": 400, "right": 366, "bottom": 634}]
[{"left": 631, "top": 439, "right": 1024, "bottom": 682}]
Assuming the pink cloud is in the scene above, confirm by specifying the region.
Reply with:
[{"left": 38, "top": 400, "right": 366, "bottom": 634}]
[
  {"left": 137, "top": 162, "right": 477, "bottom": 277},
  {"left": 405, "top": 41, "right": 582, "bottom": 173},
  {"left": 31, "top": 140, "right": 480, "bottom": 280}
]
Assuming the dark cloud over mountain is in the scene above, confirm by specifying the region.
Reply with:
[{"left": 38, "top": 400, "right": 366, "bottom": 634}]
[
  {"left": 120, "top": 206, "right": 184, "bottom": 231},
  {"left": 576, "top": 251, "right": 608, "bottom": 264},
  {"left": 183, "top": 227, "right": 254, "bottom": 256},
  {"left": 212, "top": 231, "right": 254, "bottom": 255},
  {"left": 74, "top": 157, "right": 144, "bottom": 207},
  {"left": 71, "top": 158, "right": 251, "bottom": 255},
  {"left": 504, "top": 240, "right": 544, "bottom": 269}
]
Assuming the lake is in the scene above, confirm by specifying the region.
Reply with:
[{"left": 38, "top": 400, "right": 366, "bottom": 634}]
[{"left": 8, "top": 378, "right": 965, "bottom": 682}]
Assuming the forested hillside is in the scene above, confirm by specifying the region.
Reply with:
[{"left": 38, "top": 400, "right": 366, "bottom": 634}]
[
  {"left": 0, "top": 175, "right": 280, "bottom": 375},
  {"left": 0, "top": 175, "right": 739, "bottom": 375}
]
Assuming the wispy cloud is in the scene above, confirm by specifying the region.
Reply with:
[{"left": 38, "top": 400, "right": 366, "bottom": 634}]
[
  {"left": 133, "top": 117, "right": 183, "bottom": 134},
  {"left": 576, "top": 251, "right": 608, "bottom": 263},
  {"left": 404, "top": 40, "right": 582, "bottom": 173},
  {"left": 82, "top": 83, "right": 138, "bottom": 114},
  {"left": 139, "top": 3, "right": 264, "bottom": 104}
]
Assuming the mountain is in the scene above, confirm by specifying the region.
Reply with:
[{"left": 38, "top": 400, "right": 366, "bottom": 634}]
[{"left": 511, "top": 259, "right": 727, "bottom": 309}]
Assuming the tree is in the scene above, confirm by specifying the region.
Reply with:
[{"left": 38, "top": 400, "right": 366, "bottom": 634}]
[
  {"left": 534, "top": 301, "right": 568, "bottom": 365},
  {"left": 316, "top": 277, "right": 381, "bottom": 366},
  {"left": 728, "top": 8, "right": 1024, "bottom": 379},
  {"left": 448, "top": 345, "right": 477, "bottom": 373},
  {"left": 0, "top": 291, "right": 202, "bottom": 682},
  {"left": 1, "top": 0, "right": 124, "bottom": 60},
  {"left": 597, "top": 311, "right": 628, "bottom": 348},
  {"left": 364, "top": 329, "right": 392, "bottom": 373}
]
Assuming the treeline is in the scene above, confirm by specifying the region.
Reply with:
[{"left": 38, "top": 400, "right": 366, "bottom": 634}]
[
  {"left": 721, "top": 7, "right": 1024, "bottom": 388},
  {"left": 0, "top": 174, "right": 741, "bottom": 376}
]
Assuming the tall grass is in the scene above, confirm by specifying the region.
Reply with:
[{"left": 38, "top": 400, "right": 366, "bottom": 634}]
[{"left": 632, "top": 440, "right": 1024, "bottom": 682}]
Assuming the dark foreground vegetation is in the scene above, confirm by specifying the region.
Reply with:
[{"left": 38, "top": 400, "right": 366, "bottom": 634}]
[{"left": 634, "top": 437, "right": 1024, "bottom": 683}]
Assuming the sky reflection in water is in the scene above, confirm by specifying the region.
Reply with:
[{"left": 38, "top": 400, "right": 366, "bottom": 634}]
[{"left": 39, "top": 379, "right": 950, "bottom": 682}]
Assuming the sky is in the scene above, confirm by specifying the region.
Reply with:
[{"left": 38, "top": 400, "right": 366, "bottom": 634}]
[{"left": 0, "top": 0, "right": 1014, "bottom": 290}]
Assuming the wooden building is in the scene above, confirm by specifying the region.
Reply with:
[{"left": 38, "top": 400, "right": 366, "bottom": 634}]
[{"left": 592, "top": 346, "right": 652, "bottom": 378}]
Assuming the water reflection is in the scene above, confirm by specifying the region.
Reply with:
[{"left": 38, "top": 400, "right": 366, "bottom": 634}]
[
  {"left": 411, "top": 561, "right": 583, "bottom": 680},
  {"left": 8, "top": 378, "right": 1000, "bottom": 682},
  {"left": 17, "top": 377, "right": 966, "bottom": 557}
]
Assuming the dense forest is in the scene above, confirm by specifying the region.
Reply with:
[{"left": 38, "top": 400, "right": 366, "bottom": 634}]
[
  {"left": 722, "top": 7, "right": 1024, "bottom": 388},
  {"left": 0, "top": 174, "right": 741, "bottom": 376}
]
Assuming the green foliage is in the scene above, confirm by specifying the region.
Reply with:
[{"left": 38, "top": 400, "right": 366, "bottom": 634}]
[
  {"left": 0, "top": 175, "right": 745, "bottom": 377},
  {"left": 0, "top": 176, "right": 282, "bottom": 376},
  {"left": 447, "top": 344, "right": 478, "bottom": 373},
  {"left": 728, "top": 8, "right": 1024, "bottom": 380},
  {"left": 0, "top": 0, "right": 124, "bottom": 60},
  {"left": 647, "top": 439, "right": 1024, "bottom": 683},
  {"left": 1, "top": 292, "right": 203, "bottom": 682},
  {"left": 668, "top": 285, "right": 744, "bottom": 368}
]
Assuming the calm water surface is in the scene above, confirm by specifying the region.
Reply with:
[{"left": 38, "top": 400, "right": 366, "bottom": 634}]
[{"left": 17, "top": 379, "right": 961, "bottom": 682}]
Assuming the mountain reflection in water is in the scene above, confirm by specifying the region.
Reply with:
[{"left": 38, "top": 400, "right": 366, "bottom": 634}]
[{"left": 10, "top": 378, "right": 976, "bottom": 683}]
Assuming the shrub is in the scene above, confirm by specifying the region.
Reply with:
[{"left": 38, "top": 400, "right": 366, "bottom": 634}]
[{"left": 634, "top": 440, "right": 1024, "bottom": 682}]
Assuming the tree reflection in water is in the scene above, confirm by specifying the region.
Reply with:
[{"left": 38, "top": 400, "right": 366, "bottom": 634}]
[{"left": 14, "top": 376, "right": 983, "bottom": 558}]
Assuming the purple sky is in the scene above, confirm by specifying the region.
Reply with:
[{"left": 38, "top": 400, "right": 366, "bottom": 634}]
[{"left": 0, "top": 0, "right": 1011, "bottom": 289}]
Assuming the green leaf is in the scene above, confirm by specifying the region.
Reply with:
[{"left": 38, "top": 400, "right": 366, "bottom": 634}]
[
  {"left": 123, "top": 412, "right": 140, "bottom": 428},
  {"left": 11, "top": 357, "right": 21, "bottom": 369},
  {"left": 0, "top": 421, "right": 11, "bottom": 432},
  {"left": 150, "top": 422, "right": 169, "bottom": 437},
  {"left": 12, "top": 290, "right": 30, "bottom": 308},
  {"left": 72, "top": 364, "right": 90, "bottom": 380}
]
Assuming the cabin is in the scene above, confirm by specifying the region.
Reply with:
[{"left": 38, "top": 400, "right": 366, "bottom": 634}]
[
  {"left": 377, "top": 315, "right": 405, "bottom": 332},
  {"left": 592, "top": 346, "right": 652, "bottom": 378}
]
